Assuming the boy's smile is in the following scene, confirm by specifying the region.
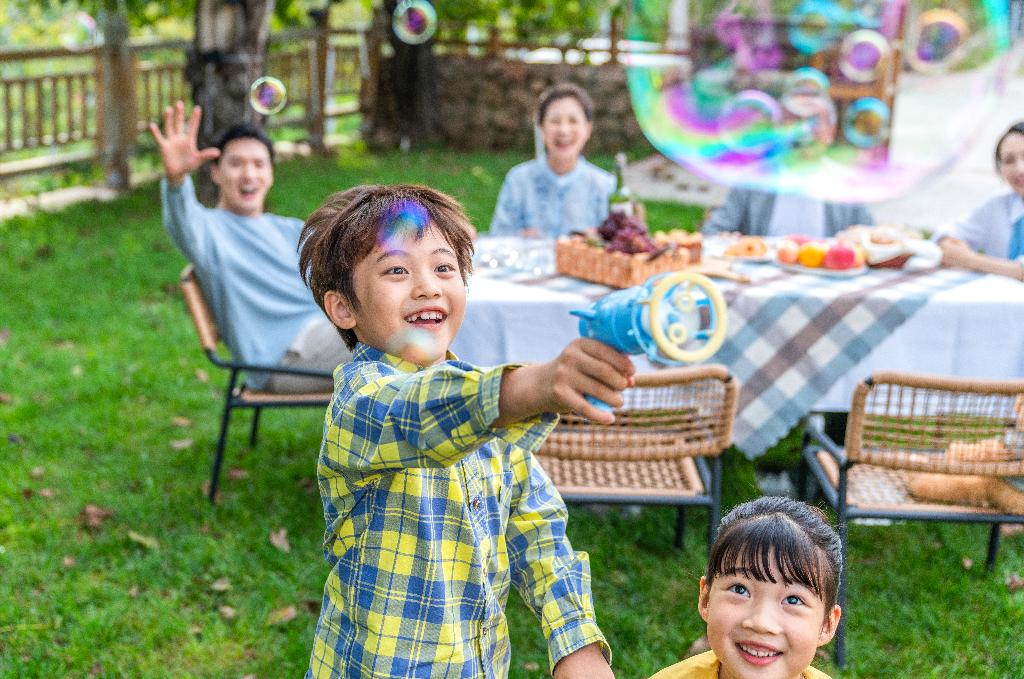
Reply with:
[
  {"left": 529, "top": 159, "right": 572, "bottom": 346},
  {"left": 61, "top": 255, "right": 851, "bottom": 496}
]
[
  {"left": 698, "top": 566, "right": 840, "bottom": 679},
  {"left": 326, "top": 224, "right": 466, "bottom": 366}
]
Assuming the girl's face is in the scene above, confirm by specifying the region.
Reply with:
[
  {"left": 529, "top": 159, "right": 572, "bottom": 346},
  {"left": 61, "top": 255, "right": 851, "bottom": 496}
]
[
  {"left": 997, "top": 132, "right": 1024, "bottom": 197},
  {"left": 540, "top": 96, "right": 592, "bottom": 170},
  {"left": 698, "top": 564, "right": 841, "bottom": 679}
]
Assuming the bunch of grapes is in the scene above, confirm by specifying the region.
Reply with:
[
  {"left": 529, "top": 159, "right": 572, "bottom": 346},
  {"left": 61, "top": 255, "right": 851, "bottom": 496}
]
[{"left": 598, "top": 212, "right": 660, "bottom": 255}]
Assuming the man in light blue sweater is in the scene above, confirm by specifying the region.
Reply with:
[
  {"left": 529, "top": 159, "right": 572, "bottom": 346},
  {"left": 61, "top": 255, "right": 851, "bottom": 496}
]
[{"left": 149, "top": 100, "right": 350, "bottom": 392}]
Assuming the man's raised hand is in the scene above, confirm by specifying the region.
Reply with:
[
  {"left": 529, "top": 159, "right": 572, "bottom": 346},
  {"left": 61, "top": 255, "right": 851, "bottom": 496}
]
[{"left": 148, "top": 100, "right": 221, "bottom": 186}]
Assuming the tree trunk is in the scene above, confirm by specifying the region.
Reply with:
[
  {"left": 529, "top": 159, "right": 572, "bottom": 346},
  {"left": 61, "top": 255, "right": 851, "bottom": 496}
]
[
  {"left": 186, "top": 0, "right": 274, "bottom": 206},
  {"left": 366, "top": 0, "right": 439, "bottom": 148}
]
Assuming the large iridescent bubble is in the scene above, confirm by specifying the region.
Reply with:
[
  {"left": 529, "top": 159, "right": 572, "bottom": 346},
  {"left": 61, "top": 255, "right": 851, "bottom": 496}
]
[{"left": 626, "top": 1, "right": 1016, "bottom": 202}]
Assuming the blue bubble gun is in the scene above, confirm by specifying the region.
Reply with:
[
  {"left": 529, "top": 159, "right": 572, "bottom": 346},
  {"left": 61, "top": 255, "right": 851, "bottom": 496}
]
[{"left": 571, "top": 271, "right": 728, "bottom": 411}]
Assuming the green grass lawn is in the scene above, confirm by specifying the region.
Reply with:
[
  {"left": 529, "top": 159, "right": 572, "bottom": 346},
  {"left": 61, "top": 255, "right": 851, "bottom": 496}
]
[{"left": 1, "top": 147, "right": 1023, "bottom": 678}]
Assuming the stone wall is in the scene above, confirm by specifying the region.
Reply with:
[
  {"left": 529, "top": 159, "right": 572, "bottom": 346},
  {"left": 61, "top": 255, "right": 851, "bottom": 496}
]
[{"left": 433, "top": 56, "right": 646, "bottom": 152}]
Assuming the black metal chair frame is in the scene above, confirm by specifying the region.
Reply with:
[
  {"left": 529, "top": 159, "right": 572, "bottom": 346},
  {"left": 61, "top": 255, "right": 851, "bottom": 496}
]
[
  {"left": 799, "top": 407, "right": 1024, "bottom": 668},
  {"left": 180, "top": 265, "right": 333, "bottom": 503}
]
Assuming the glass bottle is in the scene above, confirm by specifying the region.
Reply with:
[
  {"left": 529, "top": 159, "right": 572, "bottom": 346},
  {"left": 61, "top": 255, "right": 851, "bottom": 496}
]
[{"left": 608, "top": 152, "right": 634, "bottom": 217}]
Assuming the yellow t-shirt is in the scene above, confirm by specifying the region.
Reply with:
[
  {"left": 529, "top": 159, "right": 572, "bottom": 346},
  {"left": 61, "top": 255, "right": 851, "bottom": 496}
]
[{"left": 649, "top": 650, "right": 832, "bottom": 679}]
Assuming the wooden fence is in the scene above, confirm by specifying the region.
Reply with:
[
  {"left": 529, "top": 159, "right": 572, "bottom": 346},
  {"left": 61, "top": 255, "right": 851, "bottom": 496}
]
[{"left": 0, "top": 26, "right": 368, "bottom": 181}]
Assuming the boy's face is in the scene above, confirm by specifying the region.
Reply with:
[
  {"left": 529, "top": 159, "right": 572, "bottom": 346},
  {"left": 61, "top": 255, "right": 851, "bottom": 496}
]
[
  {"left": 326, "top": 224, "right": 466, "bottom": 366},
  {"left": 211, "top": 137, "right": 273, "bottom": 218},
  {"left": 697, "top": 566, "right": 841, "bottom": 679}
]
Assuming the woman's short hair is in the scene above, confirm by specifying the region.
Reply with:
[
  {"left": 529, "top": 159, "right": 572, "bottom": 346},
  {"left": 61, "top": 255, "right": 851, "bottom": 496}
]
[
  {"left": 536, "top": 82, "right": 595, "bottom": 125},
  {"left": 705, "top": 496, "right": 843, "bottom": 612},
  {"left": 994, "top": 121, "right": 1024, "bottom": 170},
  {"left": 298, "top": 184, "right": 475, "bottom": 350}
]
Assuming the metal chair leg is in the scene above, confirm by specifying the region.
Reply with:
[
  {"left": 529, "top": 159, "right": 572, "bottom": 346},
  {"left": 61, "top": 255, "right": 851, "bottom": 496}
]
[
  {"left": 708, "top": 455, "right": 723, "bottom": 546},
  {"left": 249, "top": 407, "right": 262, "bottom": 447},
  {"left": 987, "top": 523, "right": 1002, "bottom": 571},
  {"left": 675, "top": 507, "right": 686, "bottom": 549},
  {"left": 835, "top": 467, "right": 849, "bottom": 669},
  {"left": 209, "top": 371, "right": 238, "bottom": 504}
]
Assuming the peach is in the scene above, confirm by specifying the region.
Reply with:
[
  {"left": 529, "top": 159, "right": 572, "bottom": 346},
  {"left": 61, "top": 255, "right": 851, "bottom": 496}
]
[
  {"left": 776, "top": 238, "right": 800, "bottom": 264},
  {"left": 824, "top": 242, "right": 858, "bottom": 270},
  {"left": 797, "top": 241, "right": 827, "bottom": 268}
]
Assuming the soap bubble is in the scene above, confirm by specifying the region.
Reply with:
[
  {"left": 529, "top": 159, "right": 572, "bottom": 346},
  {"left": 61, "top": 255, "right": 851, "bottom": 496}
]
[
  {"left": 907, "top": 8, "right": 968, "bottom": 73},
  {"left": 59, "top": 11, "right": 98, "bottom": 50},
  {"left": 839, "top": 29, "right": 890, "bottom": 82},
  {"left": 378, "top": 198, "right": 430, "bottom": 251},
  {"left": 249, "top": 76, "right": 287, "bottom": 115},
  {"left": 842, "top": 97, "right": 890, "bottom": 148},
  {"left": 625, "top": 0, "right": 1017, "bottom": 203},
  {"left": 392, "top": 0, "right": 437, "bottom": 45},
  {"left": 386, "top": 327, "right": 440, "bottom": 366}
]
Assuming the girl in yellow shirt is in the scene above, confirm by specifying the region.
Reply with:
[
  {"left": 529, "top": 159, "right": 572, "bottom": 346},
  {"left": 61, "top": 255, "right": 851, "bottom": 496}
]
[{"left": 650, "top": 497, "right": 842, "bottom": 679}]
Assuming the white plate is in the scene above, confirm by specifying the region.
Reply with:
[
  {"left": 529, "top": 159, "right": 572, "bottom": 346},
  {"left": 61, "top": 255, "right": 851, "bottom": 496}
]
[
  {"left": 705, "top": 236, "right": 775, "bottom": 262},
  {"left": 776, "top": 261, "right": 868, "bottom": 277}
]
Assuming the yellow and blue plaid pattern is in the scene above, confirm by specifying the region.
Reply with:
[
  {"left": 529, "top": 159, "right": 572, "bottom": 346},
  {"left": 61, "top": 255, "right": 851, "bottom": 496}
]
[{"left": 307, "top": 344, "right": 609, "bottom": 678}]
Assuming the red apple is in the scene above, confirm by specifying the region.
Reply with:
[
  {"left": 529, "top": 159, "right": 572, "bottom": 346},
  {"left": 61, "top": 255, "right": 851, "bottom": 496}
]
[
  {"left": 776, "top": 238, "right": 800, "bottom": 264},
  {"left": 823, "top": 242, "right": 858, "bottom": 270}
]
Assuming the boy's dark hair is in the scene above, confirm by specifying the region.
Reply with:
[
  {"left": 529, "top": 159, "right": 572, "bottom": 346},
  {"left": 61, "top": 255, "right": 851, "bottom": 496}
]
[
  {"left": 215, "top": 123, "right": 275, "bottom": 163},
  {"left": 706, "top": 496, "right": 843, "bottom": 612},
  {"left": 299, "top": 184, "right": 475, "bottom": 350},
  {"left": 536, "top": 82, "right": 595, "bottom": 125},
  {"left": 995, "top": 121, "right": 1024, "bottom": 171}
]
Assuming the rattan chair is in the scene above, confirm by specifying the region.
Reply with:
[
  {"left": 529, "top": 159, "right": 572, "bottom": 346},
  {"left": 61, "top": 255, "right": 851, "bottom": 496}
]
[
  {"left": 537, "top": 365, "right": 737, "bottom": 549},
  {"left": 180, "top": 265, "right": 334, "bottom": 503},
  {"left": 800, "top": 371, "right": 1024, "bottom": 667}
]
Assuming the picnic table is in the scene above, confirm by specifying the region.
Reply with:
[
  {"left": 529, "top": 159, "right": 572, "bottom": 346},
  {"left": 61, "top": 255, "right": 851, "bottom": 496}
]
[{"left": 453, "top": 246, "right": 1024, "bottom": 458}]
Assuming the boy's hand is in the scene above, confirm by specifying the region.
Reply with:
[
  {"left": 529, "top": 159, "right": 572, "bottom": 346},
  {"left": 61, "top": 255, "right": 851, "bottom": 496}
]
[
  {"left": 552, "top": 643, "right": 614, "bottom": 679},
  {"left": 148, "top": 100, "right": 221, "bottom": 186},
  {"left": 496, "top": 338, "right": 634, "bottom": 427}
]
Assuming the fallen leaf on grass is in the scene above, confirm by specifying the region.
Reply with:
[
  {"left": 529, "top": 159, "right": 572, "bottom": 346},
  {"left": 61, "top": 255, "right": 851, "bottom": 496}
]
[
  {"left": 21, "top": 488, "right": 33, "bottom": 499},
  {"left": 297, "top": 477, "right": 316, "bottom": 494},
  {"left": 30, "top": 466, "right": 44, "bottom": 479},
  {"left": 0, "top": 328, "right": 9, "bottom": 346},
  {"left": 88, "top": 661, "right": 103, "bottom": 677},
  {"left": 218, "top": 605, "right": 237, "bottom": 620},
  {"left": 1001, "top": 524, "right": 1024, "bottom": 538},
  {"left": 79, "top": 504, "right": 113, "bottom": 531},
  {"left": 127, "top": 531, "right": 159, "bottom": 550},
  {"left": 228, "top": 467, "right": 249, "bottom": 480},
  {"left": 816, "top": 648, "right": 830, "bottom": 661},
  {"left": 171, "top": 416, "right": 192, "bottom": 428},
  {"left": 962, "top": 557, "right": 973, "bottom": 570},
  {"left": 265, "top": 605, "right": 297, "bottom": 625},
  {"left": 0, "top": 392, "right": 12, "bottom": 405},
  {"left": 303, "top": 599, "right": 320, "bottom": 614},
  {"left": 38, "top": 487, "right": 57, "bottom": 498},
  {"left": 200, "top": 481, "right": 223, "bottom": 504},
  {"left": 684, "top": 635, "right": 711, "bottom": 658},
  {"left": 241, "top": 675, "right": 257, "bottom": 679},
  {"left": 170, "top": 439, "right": 193, "bottom": 450},
  {"left": 1007, "top": 573, "right": 1024, "bottom": 592},
  {"left": 521, "top": 661, "right": 540, "bottom": 671},
  {"left": 71, "top": 365, "right": 83, "bottom": 377},
  {"left": 189, "top": 624, "right": 202, "bottom": 636},
  {"left": 269, "top": 528, "right": 291, "bottom": 553},
  {"left": 195, "top": 368, "right": 209, "bottom": 383},
  {"left": 128, "top": 585, "right": 139, "bottom": 598},
  {"left": 62, "top": 555, "right": 76, "bottom": 568},
  {"left": 210, "top": 577, "right": 232, "bottom": 592}
]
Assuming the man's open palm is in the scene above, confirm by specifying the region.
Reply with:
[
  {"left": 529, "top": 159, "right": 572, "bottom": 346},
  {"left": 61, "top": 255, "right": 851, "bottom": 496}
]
[{"left": 148, "top": 100, "right": 221, "bottom": 185}]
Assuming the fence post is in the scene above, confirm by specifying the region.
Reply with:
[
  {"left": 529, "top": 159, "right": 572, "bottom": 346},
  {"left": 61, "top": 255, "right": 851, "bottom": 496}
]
[
  {"left": 97, "top": 11, "right": 135, "bottom": 190},
  {"left": 610, "top": 10, "right": 621, "bottom": 64},
  {"left": 487, "top": 26, "right": 501, "bottom": 58},
  {"left": 307, "top": 10, "right": 329, "bottom": 153}
]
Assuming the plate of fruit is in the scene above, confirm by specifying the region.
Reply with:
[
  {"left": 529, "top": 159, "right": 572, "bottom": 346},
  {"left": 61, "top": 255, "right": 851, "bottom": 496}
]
[{"left": 775, "top": 236, "right": 867, "bottom": 276}]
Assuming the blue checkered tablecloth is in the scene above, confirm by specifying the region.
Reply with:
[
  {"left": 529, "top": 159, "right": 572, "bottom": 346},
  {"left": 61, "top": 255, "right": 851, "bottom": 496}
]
[{"left": 718, "top": 265, "right": 978, "bottom": 458}]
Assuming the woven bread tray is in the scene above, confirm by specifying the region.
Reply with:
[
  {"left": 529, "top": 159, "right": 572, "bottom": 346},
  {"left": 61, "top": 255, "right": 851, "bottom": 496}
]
[{"left": 555, "top": 234, "right": 703, "bottom": 288}]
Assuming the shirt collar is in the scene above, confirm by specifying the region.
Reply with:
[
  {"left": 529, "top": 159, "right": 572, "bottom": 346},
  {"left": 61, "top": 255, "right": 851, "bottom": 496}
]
[
  {"left": 541, "top": 156, "right": 587, "bottom": 188},
  {"left": 352, "top": 342, "right": 459, "bottom": 372}
]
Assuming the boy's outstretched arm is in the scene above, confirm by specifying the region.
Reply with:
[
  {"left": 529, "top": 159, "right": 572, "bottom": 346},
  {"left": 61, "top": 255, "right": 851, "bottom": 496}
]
[
  {"left": 148, "top": 100, "right": 220, "bottom": 186},
  {"left": 495, "top": 338, "right": 634, "bottom": 426}
]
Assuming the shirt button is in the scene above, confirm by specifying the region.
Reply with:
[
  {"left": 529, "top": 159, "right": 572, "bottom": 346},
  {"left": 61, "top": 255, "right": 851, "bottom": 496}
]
[{"left": 471, "top": 498, "right": 482, "bottom": 510}]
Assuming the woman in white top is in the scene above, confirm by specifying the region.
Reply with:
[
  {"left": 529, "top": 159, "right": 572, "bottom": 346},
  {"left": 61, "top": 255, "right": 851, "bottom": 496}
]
[{"left": 939, "top": 121, "right": 1024, "bottom": 280}]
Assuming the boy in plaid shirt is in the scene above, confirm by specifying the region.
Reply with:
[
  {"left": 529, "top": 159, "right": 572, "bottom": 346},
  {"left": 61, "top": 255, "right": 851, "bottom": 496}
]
[{"left": 299, "top": 184, "right": 634, "bottom": 678}]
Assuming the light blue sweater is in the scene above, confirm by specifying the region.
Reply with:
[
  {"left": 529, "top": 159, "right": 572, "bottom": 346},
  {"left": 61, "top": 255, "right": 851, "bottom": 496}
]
[
  {"left": 489, "top": 158, "right": 615, "bottom": 237},
  {"left": 162, "top": 177, "right": 323, "bottom": 387}
]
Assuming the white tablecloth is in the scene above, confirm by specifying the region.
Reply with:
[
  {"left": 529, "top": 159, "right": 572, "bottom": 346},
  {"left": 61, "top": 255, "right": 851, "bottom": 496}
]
[{"left": 453, "top": 268, "right": 1024, "bottom": 413}]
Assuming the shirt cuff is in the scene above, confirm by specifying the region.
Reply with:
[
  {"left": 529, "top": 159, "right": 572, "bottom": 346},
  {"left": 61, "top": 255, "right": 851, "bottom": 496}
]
[
  {"left": 481, "top": 364, "right": 559, "bottom": 452},
  {"left": 547, "top": 620, "right": 612, "bottom": 673}
]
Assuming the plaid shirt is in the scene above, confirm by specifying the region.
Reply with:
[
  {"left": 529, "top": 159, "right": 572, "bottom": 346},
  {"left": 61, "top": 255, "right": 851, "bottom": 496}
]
[{"left": 307, "top": 345, "right": 609, "bottom": 678}]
